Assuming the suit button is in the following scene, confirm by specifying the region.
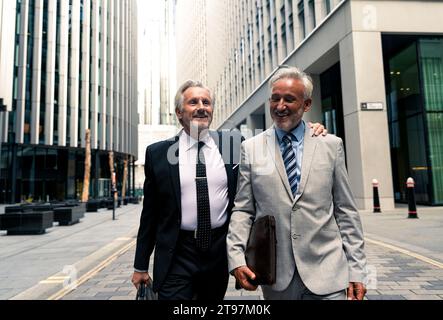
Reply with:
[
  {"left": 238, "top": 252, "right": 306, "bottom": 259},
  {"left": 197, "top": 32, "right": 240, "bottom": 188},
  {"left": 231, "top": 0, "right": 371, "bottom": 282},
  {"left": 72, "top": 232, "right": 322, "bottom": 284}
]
[
  {"left": 292, "top": 205, "right": 300, "bottom": 211},
  {"left": 292, "top": 234, "right": 298, "bottom": 239}
]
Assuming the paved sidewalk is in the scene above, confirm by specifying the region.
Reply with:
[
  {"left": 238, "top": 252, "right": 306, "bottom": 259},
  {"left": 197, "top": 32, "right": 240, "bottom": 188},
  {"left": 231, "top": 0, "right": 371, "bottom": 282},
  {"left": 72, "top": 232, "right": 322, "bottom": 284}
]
[
  {"left": 60, "top": 237, "right": 443, "bottom": 300},
  {"left": 61, "top": 248, "right": 138, "bottom": 301},
  {"left": 1, "top": 204, "right": 141, "bottom": 300},
  {"left": 359, "top": 205, "right": 443, "bottom": 263},
  {"left": 2, "top": 203, "right": 442, "bottom": 300},
  {"left": 61, "top": 244, "right": 264, "bottom": 300},
  {"left": 364, "top": 240, "right": 443, "bottom": 300}
]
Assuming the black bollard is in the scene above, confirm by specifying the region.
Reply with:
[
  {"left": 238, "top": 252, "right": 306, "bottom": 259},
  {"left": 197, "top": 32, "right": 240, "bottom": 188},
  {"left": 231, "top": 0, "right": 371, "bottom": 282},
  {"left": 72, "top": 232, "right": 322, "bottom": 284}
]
[
  {"left": 372, "top": 179, "right": 381, "bottom": 213},
  {"left": 407, "top": 177, "right": 418, "bottom": 219}
]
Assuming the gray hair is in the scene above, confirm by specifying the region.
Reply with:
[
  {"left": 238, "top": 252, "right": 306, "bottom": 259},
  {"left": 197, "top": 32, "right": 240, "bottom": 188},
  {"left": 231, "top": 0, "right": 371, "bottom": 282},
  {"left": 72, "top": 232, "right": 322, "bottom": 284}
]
[
  {"left": 269, "top": 66, "right": 313, "bottom": 100},
  {"left": 174, "top": 80, "right": 215, "bottom": 111}
]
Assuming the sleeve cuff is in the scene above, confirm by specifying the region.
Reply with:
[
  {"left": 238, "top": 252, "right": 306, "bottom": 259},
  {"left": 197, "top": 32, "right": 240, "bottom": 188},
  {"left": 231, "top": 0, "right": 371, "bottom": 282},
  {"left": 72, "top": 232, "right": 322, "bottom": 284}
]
[
  {"left": 228, "top": 254, "right": 247, "bottom": 274},
  {"left": 349, "top": 270, "right": 367, "bottom": 284}
]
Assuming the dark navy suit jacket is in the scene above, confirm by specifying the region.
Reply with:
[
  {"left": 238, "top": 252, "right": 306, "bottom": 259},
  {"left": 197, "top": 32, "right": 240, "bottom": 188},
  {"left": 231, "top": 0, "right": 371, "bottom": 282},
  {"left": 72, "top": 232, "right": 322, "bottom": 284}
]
[{"left": 133, "top": 130, "right": 243, "bottom": 292}]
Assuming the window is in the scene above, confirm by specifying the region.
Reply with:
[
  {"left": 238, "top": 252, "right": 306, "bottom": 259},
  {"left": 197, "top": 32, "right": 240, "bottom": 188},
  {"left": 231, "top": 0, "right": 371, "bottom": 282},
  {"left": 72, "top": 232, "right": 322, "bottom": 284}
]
[
  {"left": 309, "top": 0, "right": 316, "bottom": 29},
  {"left": 383, "top": 35, "right": 443, "bottom": 205},
  {"left": 419, "top": 38, "right": 443, "bottom": 203},
  {"left": 298, "top": 1, "right": 306, "bottom": 39},
  {"left": 324, "top": 0, "right": 332, "bottom": 15}
]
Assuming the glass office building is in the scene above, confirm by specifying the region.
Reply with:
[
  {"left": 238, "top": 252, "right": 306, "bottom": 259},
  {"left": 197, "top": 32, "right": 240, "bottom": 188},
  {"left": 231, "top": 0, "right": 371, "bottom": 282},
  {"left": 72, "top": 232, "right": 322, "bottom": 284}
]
[
  {"left": 383, "top": 35, "right": 443, "bottom": 205},
  {"left": 208, "top": 0, "right": 443, "bottom": 209},
  {"left": 0, "top": 0, "right": 138, "bottom": 204}
]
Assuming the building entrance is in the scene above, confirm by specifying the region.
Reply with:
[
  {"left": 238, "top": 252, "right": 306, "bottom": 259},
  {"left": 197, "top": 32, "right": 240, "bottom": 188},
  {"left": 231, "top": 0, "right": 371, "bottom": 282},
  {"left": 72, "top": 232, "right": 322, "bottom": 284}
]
[
  {"left": 321, "top": 62, "right": 346, "bottom": 147},
  {"left": 383, "top": 35, "right": 443, "bottom": 205}
]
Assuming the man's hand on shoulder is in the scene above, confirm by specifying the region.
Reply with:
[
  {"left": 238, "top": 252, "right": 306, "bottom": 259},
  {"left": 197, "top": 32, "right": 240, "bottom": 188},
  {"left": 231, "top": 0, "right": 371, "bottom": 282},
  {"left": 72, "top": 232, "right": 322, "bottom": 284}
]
[
  {"left": 308, "top": 121, "right": 328, "bottom": 137},
  {"left": 233, "top": 266, "right": 258, "bottom": 291},
  {"left": 132, "top": 271, "right": 151, "bottom": 290},
  {"left": 347, "top": 282, "right": 367, "bottom": 300}
]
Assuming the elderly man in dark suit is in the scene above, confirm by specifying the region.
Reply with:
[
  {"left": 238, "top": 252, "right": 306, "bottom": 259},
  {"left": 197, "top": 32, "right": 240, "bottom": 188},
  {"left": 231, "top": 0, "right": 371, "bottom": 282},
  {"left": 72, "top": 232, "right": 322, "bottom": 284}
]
[{"left": 131, "top": 79, "right": 326, "bottom": 300}]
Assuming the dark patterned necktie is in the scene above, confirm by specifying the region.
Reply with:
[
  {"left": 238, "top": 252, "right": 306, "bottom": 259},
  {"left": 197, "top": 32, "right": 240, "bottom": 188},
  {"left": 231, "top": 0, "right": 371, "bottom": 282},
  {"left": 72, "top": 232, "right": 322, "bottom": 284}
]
[
  {"left": 195, "top": 141, "right": 211, "bottom": 251},
  {"left": 282, "top": 134, "right": 298, "bottom": 196}
]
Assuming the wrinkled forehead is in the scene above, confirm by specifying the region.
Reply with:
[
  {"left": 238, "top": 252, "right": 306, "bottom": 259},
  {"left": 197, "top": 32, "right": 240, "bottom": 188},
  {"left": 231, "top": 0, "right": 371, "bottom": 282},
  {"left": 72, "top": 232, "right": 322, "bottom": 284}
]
[
  {"left": 183, "top": 87, "right": 212, "bottom": 100},
  {"left": 271, "top": 78, "right": 304, "bottom": 94}
]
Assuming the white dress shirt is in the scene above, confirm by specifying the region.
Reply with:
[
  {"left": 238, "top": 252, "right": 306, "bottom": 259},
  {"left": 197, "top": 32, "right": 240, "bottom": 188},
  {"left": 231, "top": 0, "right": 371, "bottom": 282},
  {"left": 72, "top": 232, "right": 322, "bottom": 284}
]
[{"left": 179, "top": 130, "right": 229, "bottom": 231}]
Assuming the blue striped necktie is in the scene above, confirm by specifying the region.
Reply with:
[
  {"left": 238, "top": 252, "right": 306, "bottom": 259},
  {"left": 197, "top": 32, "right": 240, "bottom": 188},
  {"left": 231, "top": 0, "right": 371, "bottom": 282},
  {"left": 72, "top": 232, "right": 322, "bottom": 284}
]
[{"left": 282, "top": 134, "right": 298, "bottom": 196}]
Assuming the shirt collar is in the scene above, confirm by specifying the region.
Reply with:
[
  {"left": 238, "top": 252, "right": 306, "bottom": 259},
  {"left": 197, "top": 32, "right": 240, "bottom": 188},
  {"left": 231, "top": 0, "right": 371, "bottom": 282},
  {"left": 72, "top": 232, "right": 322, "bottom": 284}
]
[
  {"left": 180, "top": 129, "right": 215, "bottom": 152},
  {"left": 275, "top": 120, "right": 305, "bottom": 144}
]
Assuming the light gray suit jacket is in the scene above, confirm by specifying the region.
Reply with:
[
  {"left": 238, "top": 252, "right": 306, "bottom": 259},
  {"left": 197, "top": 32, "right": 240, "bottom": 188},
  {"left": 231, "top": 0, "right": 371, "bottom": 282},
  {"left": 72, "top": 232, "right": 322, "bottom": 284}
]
[{"left": 227, "top": 124, "right": 367, "bottom": 295}]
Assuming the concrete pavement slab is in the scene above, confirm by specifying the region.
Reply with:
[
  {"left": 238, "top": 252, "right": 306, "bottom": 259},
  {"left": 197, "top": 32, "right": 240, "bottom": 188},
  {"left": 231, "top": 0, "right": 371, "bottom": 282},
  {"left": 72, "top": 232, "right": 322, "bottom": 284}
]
[
  {"left": 58, "top": 238, "right": 443, "bottom": 300},
  {"left": 1, "top": 204, "right": 142, "bottom": 300},
  {"left": 3, "top": 204, "right": 443, "bottom": 301}
]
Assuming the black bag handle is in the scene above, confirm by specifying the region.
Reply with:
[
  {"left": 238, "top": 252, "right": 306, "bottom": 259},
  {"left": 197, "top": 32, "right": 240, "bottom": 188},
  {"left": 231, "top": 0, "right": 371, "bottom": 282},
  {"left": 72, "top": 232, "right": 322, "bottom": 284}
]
[{"left": 136, "top": 283, "right": 147, "bottom": 300}]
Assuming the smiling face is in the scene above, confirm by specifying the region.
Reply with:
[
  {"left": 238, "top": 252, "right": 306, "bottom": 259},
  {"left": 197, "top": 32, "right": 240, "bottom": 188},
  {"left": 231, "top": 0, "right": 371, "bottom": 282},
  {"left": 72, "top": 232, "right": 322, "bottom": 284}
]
[
  {"left": 176, "top": 86, "right": 213, "bottom": 137},
  {"left": 270, "top": 78, "right": 312, "bottom": 132}
]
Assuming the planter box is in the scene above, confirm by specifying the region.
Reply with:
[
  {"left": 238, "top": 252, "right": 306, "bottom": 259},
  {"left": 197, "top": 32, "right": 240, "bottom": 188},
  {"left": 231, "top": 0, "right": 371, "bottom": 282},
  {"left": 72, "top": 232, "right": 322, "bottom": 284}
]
[
  {"left": 0, "top": 211, "right": 54, "bottom": 235},
  {"left": 129, "top": 197, "right": 140, "bottom": 204},
  {"left": 86, "top": 200, "right": 101, "bottom": 212},
  {"left": 5, "top": 206, "right": 25, "bottom": 213},
  {"left": 53, "top": 205, "right": 85, "bottom": 226},
  {"left": 5, "top": 203, "right": 58, "bottom": 213},
  {"left": 105, "top": 198, "right": 115, "bottom": 210}
]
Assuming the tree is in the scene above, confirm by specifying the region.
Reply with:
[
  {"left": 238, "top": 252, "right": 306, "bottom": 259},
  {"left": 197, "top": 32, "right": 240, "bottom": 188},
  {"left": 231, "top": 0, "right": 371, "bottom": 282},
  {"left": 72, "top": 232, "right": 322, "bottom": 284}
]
[
  {"left": 122, "top": 156, "right": 128, "bottom": 199},
  {"left": 108, "top": 151, "right": 117, "bottom": 201},
  {"left": 81, "top": 129, "right": 91, "bottom": 202}
]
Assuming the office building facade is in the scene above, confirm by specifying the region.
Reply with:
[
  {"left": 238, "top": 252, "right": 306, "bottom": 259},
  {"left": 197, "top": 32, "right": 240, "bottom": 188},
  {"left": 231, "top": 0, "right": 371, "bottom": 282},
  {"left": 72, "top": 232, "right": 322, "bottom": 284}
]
[
  {"left": 138, "top": 0, "right": 177, "bottom": 127},
  {"left": 176, "top": 0, "right": 443, "bottom": 209},
  {"left": 0, "top": 0, "right": 16, "bottom": 114},
  {"left": 0, "top": 0, "right": 138, "bottom": 204},
  {"left": 175, "top": 0, "right": 208, "bottom": 85},
  {"left": 135, "top": 0, "right": 178, "bottom": 197}
]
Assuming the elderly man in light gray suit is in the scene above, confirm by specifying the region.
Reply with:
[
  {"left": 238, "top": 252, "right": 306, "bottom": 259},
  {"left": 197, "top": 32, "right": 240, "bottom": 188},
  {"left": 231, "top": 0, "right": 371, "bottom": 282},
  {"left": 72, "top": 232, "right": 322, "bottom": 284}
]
[{"left": 227, "top": 66, "right": 367, "bottom": 300}]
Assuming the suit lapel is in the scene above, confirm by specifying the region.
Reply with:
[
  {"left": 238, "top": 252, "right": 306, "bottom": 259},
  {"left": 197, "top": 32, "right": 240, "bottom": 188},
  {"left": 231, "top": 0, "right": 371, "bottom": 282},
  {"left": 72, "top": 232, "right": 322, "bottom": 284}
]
[
  {"left": 168, "top": 135, "right": 181, "bottom": 214},
  {"left": 294, "top": 127, "right": 318, "bottom": 203},
  {"left": 265, "top": 128, "right": 293, "bottom": 200}
]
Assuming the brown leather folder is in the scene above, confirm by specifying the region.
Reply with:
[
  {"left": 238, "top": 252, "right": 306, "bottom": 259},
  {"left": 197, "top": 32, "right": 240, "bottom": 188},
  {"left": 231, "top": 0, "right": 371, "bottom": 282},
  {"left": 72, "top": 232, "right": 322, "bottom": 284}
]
[{"left": 245, "top": 215, "right": 277, "bottom": 285}]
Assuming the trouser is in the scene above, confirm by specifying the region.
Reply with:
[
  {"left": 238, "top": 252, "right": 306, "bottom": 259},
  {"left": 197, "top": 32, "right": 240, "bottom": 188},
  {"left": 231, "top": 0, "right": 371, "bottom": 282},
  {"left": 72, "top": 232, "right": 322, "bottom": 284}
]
[
  {"left": 262, "top": 265, "right": 347, "bottom": 300},
  {"left": 157, "top": 225, "right": 229, "bottom": 301}
]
